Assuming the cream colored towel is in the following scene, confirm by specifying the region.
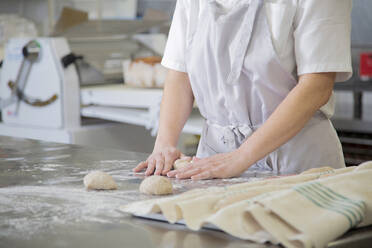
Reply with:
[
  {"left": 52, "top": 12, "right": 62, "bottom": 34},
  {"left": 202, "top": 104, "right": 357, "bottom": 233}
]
[
  {"left": 242, "top": 166, "right": 371, "bottom": 247},
  {"left": 121, "top": 166, "right": 348, "bottom": 223},
  {"left": 121, "top": 163, "right": 372, "bottom": 248}
]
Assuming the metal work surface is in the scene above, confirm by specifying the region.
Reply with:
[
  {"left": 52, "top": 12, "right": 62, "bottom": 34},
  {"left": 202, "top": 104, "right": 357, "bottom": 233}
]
[{"left": 0, "top": 136, "right": 371, "bottom": 248}]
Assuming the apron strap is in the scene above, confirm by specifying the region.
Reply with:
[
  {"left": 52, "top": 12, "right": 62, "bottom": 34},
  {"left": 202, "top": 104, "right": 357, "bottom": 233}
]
[{"left": 226, "top": 0, "right": 263, "bottom": 85}]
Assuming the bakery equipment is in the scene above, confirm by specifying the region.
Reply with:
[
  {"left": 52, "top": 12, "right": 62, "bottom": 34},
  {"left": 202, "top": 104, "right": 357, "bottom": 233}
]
[
  {"left": 0, "top": 40, "right": 44, "bottom": 113},
  {"left": 0, "top": 37, "right": 149, "bottom": 149},
  {"left": 0, "top": 38, "right": 80, "bottom": 130},
  {"left": 0, "top": 17, "right": 173, "bottom": 145},
  {"left": 57, "top": 19, "right": 203, "bottom": 137},
  {"left": 0, "top": 34, "right": 203, "bottom": 150},
  {"left": 54, "top": 19, "right": 169, "bottom": 85}
]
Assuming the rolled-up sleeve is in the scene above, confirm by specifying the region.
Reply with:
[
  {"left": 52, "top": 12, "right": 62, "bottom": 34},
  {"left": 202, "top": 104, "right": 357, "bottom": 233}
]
[
  {"left": 161, "top": 0, "right": 188, "bottom": 73},
  {"left": 294, "top": 0, "right": 353, "bottom": 82}
]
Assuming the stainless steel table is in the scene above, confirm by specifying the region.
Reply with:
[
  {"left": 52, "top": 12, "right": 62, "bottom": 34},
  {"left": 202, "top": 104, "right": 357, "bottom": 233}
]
[{"left": 0, "top": 136, "right": 371, "bottom": 248}]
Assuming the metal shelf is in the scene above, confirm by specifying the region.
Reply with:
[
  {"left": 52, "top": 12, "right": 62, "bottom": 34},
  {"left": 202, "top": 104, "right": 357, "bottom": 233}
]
[
  {"left": 333, "top": 77, "right": 372, "bottom": 120},
  {"left": 81, "top": 84, "right": 163, "bottom": 108},
  {"left": 334, "top": 80, "right": 372, "bottom": 92},
  {"left": 332, "top": 118, "right": 372, "bottom": 134},
  {"left": 81, "top": 105, "right": 204, "bottom": 135}
]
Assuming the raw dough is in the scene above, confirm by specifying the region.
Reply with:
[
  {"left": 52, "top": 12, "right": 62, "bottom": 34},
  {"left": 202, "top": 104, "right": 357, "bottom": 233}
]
[
  {"left": 84, "top": 171, "right": 118, "bottom": 190},
  {"left": 173, "top": 157, "right": 192, "bottom": 170},
  {"left": 140, "top": 175, "right": 173, "bottom": 195}
]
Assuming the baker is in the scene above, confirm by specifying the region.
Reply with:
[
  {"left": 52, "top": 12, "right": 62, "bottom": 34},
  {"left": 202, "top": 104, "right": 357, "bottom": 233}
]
[{"left": 134, "top": 0, "right": 353, "bottom": 179}]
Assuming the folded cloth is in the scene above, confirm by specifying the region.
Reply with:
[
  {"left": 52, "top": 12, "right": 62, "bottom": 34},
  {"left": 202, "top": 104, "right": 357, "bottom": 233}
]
[
  {"left": 121, "top": 167, "right": 349, "bottom": 222},
  {"left": 241, "top": 166, "right": 372, "bottom": 248},
  {"left": 120, "top": 164, "right": 372, "bottom": 248},
  {"left": 121, "top": 173, "right": 321, "bottom": 227}
]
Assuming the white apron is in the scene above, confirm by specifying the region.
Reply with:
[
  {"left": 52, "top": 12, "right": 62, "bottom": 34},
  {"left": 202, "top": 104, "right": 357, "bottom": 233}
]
[{"left": 185, "top": 0, "right": 345, "bottom": 174}]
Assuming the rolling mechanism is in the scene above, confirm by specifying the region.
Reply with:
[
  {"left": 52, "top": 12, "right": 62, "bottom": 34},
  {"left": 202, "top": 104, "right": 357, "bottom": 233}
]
[{"left": 0, "top": 38, "right": 80, "bottom": 139}]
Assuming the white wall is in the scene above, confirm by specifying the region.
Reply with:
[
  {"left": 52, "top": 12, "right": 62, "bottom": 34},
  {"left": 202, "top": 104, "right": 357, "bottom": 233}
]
[
  {"left": 0, "top": 0, "right": 50, "bottom": 35},
  {"left": 0, "top": 0, "right": 139, "bottom": 36}
]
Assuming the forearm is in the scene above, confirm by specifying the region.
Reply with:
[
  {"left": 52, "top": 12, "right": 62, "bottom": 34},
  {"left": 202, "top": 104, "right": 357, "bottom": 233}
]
[
  {"left": 154, "top": 69, "right": 194, "bottom": 151},
  {"left": 239, "top": 73, "right": 336, "bottom": 167}
]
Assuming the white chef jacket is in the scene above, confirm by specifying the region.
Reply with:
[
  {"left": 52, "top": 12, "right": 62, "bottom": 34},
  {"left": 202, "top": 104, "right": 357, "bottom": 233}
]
[{"left": 162, "top": 0, "right": 353, "bottom": 83}]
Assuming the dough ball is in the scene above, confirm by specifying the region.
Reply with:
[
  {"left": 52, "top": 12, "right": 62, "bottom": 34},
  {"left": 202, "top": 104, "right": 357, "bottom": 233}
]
[
  {"left": 300, "top": 166, "right": 335, "bottom": 175},
  {"left": 84, "top": 171, "right": 118, "bottom": 190},
  {"left": 139, "top": 175, "right": 173, "bottom": 195},
  {"left": 173, "top": 157, "right": 192, "bottom": 170}
]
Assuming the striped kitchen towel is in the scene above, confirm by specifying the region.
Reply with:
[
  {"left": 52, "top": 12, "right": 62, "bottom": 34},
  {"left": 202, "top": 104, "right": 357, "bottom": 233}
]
[{"left": 230, "top": 163, "right": 372, "bottom": 248}]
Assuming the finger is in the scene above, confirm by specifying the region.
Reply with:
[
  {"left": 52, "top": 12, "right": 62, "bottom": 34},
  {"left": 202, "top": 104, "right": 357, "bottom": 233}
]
[
  {"left": 154, "top": 156, "right": 165, "bottom": 176},
  {"left": 133, "top": 161, "right": 148, "bottom": 172},
  {"left": 169, "top": 165, "right": 194, "bottom": 177},
  {"left": 145, "top": 159, "right": 156, "bottom": 176},
  {"left": 176, "top": 167, "right": 204, "bottom": 179},
  {"left": 167, "top": 165, "right": 192, "bottom": 177},
  {"left": 167, "top": 169, "right": 177, "bottom": 178},
  {"left": 162, "top": 156, "right": 174, "bottom": 175},
  {"left": 191, "top": 170, "right": 212, "bottom": 180}
]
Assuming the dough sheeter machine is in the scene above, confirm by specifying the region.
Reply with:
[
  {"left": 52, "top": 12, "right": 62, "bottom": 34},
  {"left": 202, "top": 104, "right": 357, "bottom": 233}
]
[{"left": 0, "top": 20, "right": 204, "bottom": 151}]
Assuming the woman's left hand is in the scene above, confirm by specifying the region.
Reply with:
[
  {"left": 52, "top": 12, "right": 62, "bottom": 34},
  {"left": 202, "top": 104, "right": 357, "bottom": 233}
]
[{"left": 166, "top": 149, "right": 249, "bottom": 180}]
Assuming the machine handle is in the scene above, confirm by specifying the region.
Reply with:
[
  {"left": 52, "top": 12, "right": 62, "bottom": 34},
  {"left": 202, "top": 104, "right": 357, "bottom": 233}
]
[
  {"left": 61, "top": 53, "right": 83, "bottom": 68},
  {"left": 8, "top": 81, "right": 58, "bottom": 107}
]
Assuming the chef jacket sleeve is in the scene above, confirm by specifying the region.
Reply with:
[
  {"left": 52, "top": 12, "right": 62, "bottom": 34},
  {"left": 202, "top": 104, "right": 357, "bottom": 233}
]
[
  {"left": 294, "top": 0, "right": 353, "bottom": 82},
  {"left": 161, "top": 0, "right": 188, "bottom": 73}
]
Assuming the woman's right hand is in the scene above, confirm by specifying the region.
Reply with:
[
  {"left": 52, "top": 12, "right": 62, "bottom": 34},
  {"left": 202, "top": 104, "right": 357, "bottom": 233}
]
[
  {"left": 133, "top": 69, "right": 194, "bottom": 176},
  {"left": 133, "top": 147, "right": 182, "bottom": 176}
]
